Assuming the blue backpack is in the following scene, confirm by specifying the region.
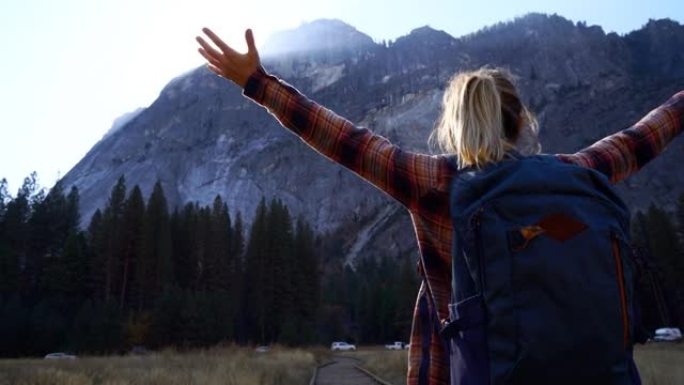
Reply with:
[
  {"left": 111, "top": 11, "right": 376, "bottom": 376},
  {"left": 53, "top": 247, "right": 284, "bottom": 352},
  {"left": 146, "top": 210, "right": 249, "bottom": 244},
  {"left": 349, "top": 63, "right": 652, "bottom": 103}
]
[{"left": 441, "top": 154, "right": 642, "bottom": 385}]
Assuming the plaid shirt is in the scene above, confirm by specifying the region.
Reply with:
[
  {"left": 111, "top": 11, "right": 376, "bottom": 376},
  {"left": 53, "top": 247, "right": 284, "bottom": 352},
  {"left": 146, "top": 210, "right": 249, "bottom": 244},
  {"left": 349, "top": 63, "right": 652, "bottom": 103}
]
[{"left": 243, "top": 69, "right": 684, "bottom": 385}]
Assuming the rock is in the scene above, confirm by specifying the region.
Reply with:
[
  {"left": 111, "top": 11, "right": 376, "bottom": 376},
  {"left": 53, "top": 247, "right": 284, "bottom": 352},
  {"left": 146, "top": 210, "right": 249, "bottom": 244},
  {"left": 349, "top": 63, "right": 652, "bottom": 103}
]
[{"left": 60, "top": 16, "right": 684, "bottom": 264}]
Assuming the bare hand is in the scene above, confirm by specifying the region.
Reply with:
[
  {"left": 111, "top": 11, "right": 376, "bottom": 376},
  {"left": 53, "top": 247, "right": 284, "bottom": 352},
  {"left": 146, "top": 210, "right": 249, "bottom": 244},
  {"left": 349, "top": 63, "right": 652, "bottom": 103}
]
[{"left": 196, "top": 28, "right": 261, "bottom": 88}]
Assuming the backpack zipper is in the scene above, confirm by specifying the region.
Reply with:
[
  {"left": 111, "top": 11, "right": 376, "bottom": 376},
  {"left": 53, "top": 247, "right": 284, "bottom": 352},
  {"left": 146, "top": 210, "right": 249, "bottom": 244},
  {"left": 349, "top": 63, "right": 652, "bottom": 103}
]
[
  {"left": 474, "top": 207, "right": 486, "bottom": 292},
  {"left": 611, "top": 233, "right": 630, "bottom": 348}
]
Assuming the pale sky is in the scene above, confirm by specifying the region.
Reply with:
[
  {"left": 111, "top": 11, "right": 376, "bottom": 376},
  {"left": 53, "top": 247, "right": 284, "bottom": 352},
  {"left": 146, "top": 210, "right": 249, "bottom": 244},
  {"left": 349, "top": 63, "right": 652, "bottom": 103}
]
[{"left": 1, "top": 0, "right": 682, "bottom": 194}]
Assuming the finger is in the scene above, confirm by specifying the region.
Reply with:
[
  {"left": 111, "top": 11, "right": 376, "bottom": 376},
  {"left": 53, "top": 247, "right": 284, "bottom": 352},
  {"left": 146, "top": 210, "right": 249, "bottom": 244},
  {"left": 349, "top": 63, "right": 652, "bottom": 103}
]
[
  {"left": 198, "top": 48, "right": 222, "bottom": 67},
  {"left": 203, "top": 27, "right": 239, "bottom": 57},
  {"left": 197, "top": 47, "right": 220, "bottom": 64},
  {"left": 200, "top": 45, "right": 240, "bottom": 70},
  {"left": 196, "top": 36, "right": 223, "bottom": 61},
  {"left": 245, "top": 29, "right": 257, "bottom": 55},
  {"left": 206, "top": 64, "right": 224, "bottom": 77}
]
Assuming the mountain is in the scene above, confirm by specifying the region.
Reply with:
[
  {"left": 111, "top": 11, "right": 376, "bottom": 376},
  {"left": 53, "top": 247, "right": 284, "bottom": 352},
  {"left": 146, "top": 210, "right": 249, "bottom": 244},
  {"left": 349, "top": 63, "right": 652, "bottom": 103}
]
[
  {"left": 261, "top": 19, "right": 376, "bottom": 57},
  {"left": 61, "top": 15, "right": 684, "bottom": 266}
]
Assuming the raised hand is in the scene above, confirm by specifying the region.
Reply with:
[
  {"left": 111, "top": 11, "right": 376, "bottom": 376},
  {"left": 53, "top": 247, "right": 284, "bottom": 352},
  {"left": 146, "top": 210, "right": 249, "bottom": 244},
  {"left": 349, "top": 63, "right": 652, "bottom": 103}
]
[{"left": 196, "top": 28, "right": 261, "bottom": 88}]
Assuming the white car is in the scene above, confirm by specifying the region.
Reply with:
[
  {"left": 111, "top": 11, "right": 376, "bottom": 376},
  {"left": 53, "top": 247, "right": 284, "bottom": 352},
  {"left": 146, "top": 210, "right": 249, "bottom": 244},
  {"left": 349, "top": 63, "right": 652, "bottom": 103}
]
[
  {"left": 44, "top": 352, "right": 77, "bottom": 360},
  {"left": 385, "top": 341, "right": 405, "bottom": 350},
  {"left": 330, "top": 341, "right": 356, "bottom": 351},
  {"left": 653, "top": 327, "right": 682, "bottom": 342}
]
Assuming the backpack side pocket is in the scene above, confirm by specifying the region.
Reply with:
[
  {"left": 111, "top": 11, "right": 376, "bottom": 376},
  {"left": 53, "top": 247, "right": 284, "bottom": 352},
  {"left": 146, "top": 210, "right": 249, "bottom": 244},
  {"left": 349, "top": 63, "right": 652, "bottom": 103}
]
[{"left": 441, "top": 294, "right": 490, "bottom": 385}]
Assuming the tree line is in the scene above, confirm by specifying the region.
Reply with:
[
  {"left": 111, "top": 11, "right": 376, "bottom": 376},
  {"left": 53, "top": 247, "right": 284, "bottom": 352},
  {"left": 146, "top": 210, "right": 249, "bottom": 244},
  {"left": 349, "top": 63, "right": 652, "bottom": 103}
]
[
  {"left": 630, "top": 200, "right": 684, "bottom": 332},
  {"left": 0, "top": 173, "right": 681, "bottom": 357},
  {"left": 0, "top": 174, "right": 419, "bottom": 356}
]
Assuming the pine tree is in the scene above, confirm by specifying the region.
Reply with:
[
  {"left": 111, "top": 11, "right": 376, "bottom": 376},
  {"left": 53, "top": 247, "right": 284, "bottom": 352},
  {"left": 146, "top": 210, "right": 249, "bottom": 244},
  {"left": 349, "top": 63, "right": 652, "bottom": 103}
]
[
  {"left": 29, "top": 184, "right": 59, "bottom": 295},
  {"left": 244, "top": 198, "right": 269, "bottom": 343},
  {"left": 0, "top": 294, "right": 29, "bottom": 356},
  {"left": 631, "top": 211, "right": 672, "bottom": 330},
  {"left": 87, "top": 209, "right": 106, "bottom": 300},
  {"left": 65, "top": 186, "right": 81, "bottom": 235},
  {"left": 103, "top": 176, "right": 127, "bottom": 305},
  {"left": 35, "top": 183, "right": 84, "bottom": 301},
  {"left": 231, "top": 211, "right": 246, "bottom": 342},
  {"left": 0, "top": 178, "right": 9, "bottom": 218},
  {"left": 70, "top": 299, "right": 98, "bottom": 352},
  {"left": 646, "top": 205, "right": 684, "bottom": 289},
  {"left": 172, "top": 203, "right": 198, "bottom": 290},
  {"left": 5, "top": 175, "right": 37, "bottom": 297},
  {"left": 151, "top": 286, "right": 183, "bottom": 348},
  {"left": 0, "top": 237, "right": 15, "bottom": 296},
  {"left": 194, "top": 206, "right": 211, "bottom": 291},
  {"left": 232, "top": 212, "right": 245, "bottom": 261},
  {"left": 356, "top": 262, "right": 374, "bottom": 342},
  {"left": 208, "top": 195, "right": 231, "bottom": 292},
  {"left": 28, "top": 298, "right": 67, "bottom": 354},
  {"left": 291, "top": 218, "right": 320, "bottom": 344},
  {"left": 75, "top": 299, "right": 122, "bottom": 353},
  {"left": 645, "top": 205, "right": 684, "bottom": 328},
  {"left": 121, "top": 186, "right": 145, "bottom": 311},
  {"left": 141, "top": 181, "right": 173, "bottom": 308},
  {"left": 27, "top": 181, "right": 58, "bottom": 258},
  {"left": 266, "top": 199, "right": 295, "bottom": 342},
  {"left": 377, "top": 256, "right": 398, "bottom": 342},
  {"left": 22, "top": 172, "right": 41, "bottom": 202},
  {"left": 0, "top": 180, "right": 20, "bottom": 296},
  {"left": 40, "top": 231, "right": 89, "bottom": 305},
  {"left": 208, "top": 196, "right": 234, "bottom": 340},
  {"left": 395, "top": 254, "right": 419, "bottom": 339}
]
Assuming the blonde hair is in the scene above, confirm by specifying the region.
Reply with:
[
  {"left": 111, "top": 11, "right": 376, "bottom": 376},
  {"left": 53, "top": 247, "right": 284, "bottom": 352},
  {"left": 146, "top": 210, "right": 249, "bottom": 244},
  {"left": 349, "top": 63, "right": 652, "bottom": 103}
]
[{"left": 430, "top": 67, "right": 540, "bottom": 169}]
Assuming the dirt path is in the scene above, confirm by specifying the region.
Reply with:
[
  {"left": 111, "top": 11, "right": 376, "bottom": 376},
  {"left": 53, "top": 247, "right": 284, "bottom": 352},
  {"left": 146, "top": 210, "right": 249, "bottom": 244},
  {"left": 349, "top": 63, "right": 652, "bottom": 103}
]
[{"left": 313, "top": 356, "right": 379, "bottom": 385}]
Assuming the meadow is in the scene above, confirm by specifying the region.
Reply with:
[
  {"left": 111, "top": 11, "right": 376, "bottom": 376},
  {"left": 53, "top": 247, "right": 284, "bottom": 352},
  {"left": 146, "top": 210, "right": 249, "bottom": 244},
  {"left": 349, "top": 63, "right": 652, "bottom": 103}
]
[
  {"left": 0, "top": 343, "right": 681, "bottom": 385},
  {"left": 633, "top": 343, "right": 684, "bottom": 385},
  {"left": 0, "top": 345, "right": 326, "bottom": 385}
]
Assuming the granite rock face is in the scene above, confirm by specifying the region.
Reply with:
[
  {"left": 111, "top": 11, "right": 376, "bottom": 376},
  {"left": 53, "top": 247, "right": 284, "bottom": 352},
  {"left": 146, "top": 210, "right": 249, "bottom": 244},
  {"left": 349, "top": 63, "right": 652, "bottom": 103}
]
[{"left": 61, "top": 14, "right": 684, "bottom": 266}]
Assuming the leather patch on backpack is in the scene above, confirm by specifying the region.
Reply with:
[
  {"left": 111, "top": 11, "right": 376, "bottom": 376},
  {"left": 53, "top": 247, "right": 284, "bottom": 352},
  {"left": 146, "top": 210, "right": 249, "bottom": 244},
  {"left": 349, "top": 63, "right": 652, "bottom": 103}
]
[
  {"left": 511, "top": 213, "right": 587, "bottom": 252},
  {"left": 537, "top": 213, "right": 588, "bottom": 242}
]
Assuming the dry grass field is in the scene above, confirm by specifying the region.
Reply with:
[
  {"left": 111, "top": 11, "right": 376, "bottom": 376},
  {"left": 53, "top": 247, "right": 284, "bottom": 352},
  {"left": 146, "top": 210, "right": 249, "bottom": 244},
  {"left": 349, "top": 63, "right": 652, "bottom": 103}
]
[
  {"left": 633, "top": 343, "right": 684, "bottom": 385},
  {"left": 0, "top": 345, "right": 327, "bottom": 385},
  {"left": 0, "top": 343, "right": 680, "bottom": 385}
]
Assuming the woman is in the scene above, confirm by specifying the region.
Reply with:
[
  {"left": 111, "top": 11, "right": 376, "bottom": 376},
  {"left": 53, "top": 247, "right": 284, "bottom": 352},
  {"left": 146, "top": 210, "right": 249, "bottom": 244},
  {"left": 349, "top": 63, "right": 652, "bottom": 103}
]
[{"left": 196, "top": 28, "right": 684, "bottom": 385}]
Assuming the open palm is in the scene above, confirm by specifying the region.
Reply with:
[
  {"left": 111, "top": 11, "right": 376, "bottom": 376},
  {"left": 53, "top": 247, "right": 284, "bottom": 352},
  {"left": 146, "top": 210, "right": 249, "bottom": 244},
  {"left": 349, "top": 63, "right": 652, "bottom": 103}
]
[{"left": 196, "top": 28, "right": 261, "bottom": 88}]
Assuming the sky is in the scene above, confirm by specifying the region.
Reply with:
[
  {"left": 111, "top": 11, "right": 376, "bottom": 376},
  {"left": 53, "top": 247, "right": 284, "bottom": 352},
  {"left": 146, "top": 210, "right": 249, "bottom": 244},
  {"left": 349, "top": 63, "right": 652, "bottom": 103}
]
[{"left": 0, "top": 0, "right": 682, "bottom": 195}]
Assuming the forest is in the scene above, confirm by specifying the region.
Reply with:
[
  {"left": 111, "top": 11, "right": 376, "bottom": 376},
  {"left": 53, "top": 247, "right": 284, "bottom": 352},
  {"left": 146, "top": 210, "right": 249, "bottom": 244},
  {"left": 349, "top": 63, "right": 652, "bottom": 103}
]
[
  {"left": 0, "top": 173, "right": 682, "bottom": 357},
  {"left": 0, "top": 173, "right": 417, "bottom": 356}
]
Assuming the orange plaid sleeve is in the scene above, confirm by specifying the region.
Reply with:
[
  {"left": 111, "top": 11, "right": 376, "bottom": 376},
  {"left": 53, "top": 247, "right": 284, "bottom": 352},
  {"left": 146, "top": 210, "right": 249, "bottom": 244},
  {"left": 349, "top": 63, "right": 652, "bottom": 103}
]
[{"left": 243, "top": 69, "right": 447, "bottom": 209}]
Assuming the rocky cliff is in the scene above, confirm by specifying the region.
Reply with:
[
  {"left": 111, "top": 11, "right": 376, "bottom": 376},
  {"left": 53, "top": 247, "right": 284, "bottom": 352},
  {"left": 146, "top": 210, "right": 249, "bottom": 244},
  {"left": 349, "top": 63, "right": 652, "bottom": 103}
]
[{"left": 61, "top": 14, "right": 684, "bottom": 265}]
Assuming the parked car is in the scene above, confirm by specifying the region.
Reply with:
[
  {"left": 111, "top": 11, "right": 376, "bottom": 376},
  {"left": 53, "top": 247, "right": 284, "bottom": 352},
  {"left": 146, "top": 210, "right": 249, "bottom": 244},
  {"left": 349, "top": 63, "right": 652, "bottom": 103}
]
[
  {"left": 330, "top": 341, "right": 356, "bottom": 351},
  {"left": 653, "top": 327, "right": 682, "bottom": 342},
  {"left": 129, "top": 346, "right": 149, "bottom": 355},
  {"left": 44, "top": 352, "right": 77, "bottom": 360},
  {"left": 384, "top": 341, "right": 405, "bottom": 350},
  {"left": 255, "top": 345, "right": 270, "bottom": 353}
]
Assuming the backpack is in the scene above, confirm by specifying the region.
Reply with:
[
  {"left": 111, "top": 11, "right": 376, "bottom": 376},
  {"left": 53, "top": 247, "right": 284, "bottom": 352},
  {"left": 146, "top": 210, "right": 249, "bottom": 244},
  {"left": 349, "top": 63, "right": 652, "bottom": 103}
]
[{"left": 440, "top": 154, "right": 642, "bottom": 385}]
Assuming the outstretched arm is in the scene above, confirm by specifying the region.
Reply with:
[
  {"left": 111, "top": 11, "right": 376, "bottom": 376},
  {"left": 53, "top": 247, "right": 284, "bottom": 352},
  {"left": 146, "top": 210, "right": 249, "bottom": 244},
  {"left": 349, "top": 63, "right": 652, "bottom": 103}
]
[
  {"left": 196, "top": 28, "right": 445, "bottom": 209},
  {"left": 558, "top": 91, "right": 684, "bottom": 183}
]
